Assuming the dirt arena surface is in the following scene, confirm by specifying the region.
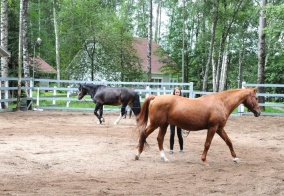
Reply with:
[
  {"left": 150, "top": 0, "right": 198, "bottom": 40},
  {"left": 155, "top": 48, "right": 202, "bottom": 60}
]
[{"left": 0, "top": 111, "right": 283, "bottom": 195}]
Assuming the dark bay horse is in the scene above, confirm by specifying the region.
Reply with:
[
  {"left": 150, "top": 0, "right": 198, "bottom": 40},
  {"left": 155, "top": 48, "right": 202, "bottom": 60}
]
[
  {"left": 135, "top": 87, "right": 261, "bottom": 165},
  {"left": 78, "top": 83, "right": 141, "bottom": 124}
]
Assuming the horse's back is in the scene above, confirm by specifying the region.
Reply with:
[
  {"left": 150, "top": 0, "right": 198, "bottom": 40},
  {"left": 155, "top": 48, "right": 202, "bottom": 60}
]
[{"left": 149, "top": 94, "right": 226, "bottom": 131}]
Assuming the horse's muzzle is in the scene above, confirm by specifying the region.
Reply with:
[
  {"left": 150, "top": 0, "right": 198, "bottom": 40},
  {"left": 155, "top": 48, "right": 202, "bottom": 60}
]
[
  {"left": 78, "top": 94, "right": 83, "bottom": 100},
  {"left": 254, "top": 111, "right": 261, "bottom": 117}
]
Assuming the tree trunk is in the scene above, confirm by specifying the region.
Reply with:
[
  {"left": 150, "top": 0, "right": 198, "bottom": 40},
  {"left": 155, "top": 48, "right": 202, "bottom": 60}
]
[
  {"left": 53, "top": 1, "right": 60, "bottom": 87},
  {"left": 257, "top": 0, "right": 267, "bottom": 110},
  {"left": 219, "top": 35, "right": 230, "bottom": 91},
  {"left": 203, "top": 0, "right": 219, "bottom": 92},
  {"left": 17, "top": 0, "right": 28, "bottom": 110},
  {"left": 154, "top": 0, "right": 161, "bottom": 43},
  {"left": 1, "top": 0, "right": 9, "bottom": 77},
  {"left": 238, "top": 38, "right": 244, "bottom": 88},
  {"left": 147, "top": 0, "right": 152, "bottom": 82},
  {"left": 182, "top": 0, "right": 185, "bottom": 84},
  {"left": 23, "top": 0, "right": 29, "bottom": 96}
]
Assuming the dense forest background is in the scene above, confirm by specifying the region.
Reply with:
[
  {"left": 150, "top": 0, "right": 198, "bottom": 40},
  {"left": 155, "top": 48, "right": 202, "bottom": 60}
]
[{"left": 1, "top": 0, "right": 283, "bottom": 92}]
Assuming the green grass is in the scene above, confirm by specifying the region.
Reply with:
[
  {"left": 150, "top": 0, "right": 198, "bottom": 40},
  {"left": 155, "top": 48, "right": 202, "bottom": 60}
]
[{"left": 6, "top": 91, "right": 284, "bottom": 113}]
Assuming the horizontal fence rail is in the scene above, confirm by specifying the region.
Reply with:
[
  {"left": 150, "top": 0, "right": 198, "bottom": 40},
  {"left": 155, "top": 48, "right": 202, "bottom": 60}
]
[{"left": 0, "top": 77, "right": 283, "bottom": 116}]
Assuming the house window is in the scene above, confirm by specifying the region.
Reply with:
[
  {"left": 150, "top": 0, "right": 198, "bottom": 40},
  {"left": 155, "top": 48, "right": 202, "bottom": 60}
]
[
  {"left": 151, "top": 78, "right": 162, "bottom": 88},
  {"left": 170, "top": 78, "right": 178, "bottom": 89}
]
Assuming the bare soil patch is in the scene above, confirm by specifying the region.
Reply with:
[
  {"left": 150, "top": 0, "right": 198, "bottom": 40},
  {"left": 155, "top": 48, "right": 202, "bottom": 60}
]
[{"left": 0, "top": 111, "right": 283, "bottom": 195}]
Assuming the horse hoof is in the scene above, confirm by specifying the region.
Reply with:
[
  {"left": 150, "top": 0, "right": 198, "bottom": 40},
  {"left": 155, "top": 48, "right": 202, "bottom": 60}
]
[
  {"left": 135, "top": 155, "right": 139, "bottom": 160},
  {"left": 233, "top": 157, "right": 240, "bottom": 163},
  {"left": 202, "top": 160, "right": 209, "bottom": 166},
  {"left": 161, "top": 157, "right": 169, "bottom": 162}
]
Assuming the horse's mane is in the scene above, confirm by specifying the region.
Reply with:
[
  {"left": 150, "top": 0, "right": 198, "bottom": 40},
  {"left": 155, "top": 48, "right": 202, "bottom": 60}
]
[{"left": 82, "top": 83, "right": 106, "bottom": 97}]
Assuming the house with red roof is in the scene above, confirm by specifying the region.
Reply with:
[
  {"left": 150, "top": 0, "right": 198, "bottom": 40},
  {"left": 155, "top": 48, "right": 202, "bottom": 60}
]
[
  {"left": 133, "top": 37, "right": 176, "bottom": 84},
  {"left": 30, "top": 56, "right": 56, "bottom": 78}
]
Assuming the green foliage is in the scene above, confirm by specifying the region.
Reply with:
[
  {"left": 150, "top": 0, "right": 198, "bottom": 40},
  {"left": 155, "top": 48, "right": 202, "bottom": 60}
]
[
  {"left": 264, "top": 3, "right": 284, "bottom": 87},
  {"left": 57, "top": 0, "right": 143, "bottom": 81},
  {"left": 4, "top": 0, "right": 283, "bottom": 89}
]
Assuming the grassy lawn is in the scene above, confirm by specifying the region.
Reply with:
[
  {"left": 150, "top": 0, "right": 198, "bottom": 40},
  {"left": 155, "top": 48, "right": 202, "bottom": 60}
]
[{"left": 5, "top": 91, "right": 284, "bottom": 114}]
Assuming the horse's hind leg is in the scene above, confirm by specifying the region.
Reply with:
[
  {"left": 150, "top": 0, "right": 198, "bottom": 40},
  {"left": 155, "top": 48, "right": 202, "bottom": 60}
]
[
  {"left": 114, "top": 105, "right": 127, "bottom": 125},
  {"left": 201, "top": 126, "right": 217, "bottom": 165},
  {"left": 216, "top": 128, "right": 240, "bottom": 163},
  {"left": 94, "top": 105, "right": 103, "bottom": 124},
  {"left": 157, "top": 124, "right": 169, "bottom": 162},
  {"left": 99, "top": 107, "right": 105, "bottom": 122},
  {"left": 135, "top": 123, "right": 158, "bottom": 160}
]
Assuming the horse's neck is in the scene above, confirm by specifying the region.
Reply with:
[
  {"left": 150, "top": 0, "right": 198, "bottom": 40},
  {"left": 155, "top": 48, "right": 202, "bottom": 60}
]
[
  {"left": 90, "top": 85, "right": 105, "bottom": 97},
  {"left": 222, "top": 89, "right": 249, "bottom": 114}
]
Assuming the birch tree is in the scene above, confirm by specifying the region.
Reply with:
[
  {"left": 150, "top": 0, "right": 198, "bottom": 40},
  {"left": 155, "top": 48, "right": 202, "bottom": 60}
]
[
  {"left": 1, "top": 0, "right": 9, "bottom": 77},
  {"left": 23, "top": 0, "right": 29, "bottom": 96},
  {"left": 257, "top": 0, "right": 266, "bottom": 109},
  {"left": 147, "top": 0, "right": 152, "bottom": 82},
  {"left": 53, "top": 0, "right": 60, "bottom": 86},
  {"left": 17, "top": 0, "right": 27, "bottom": 110},
  {"left": 154, "top": 0, "right": 161, "bottom": 43},
  {"left": 203, "top": 0, "right": 219, "bottom": 92}
]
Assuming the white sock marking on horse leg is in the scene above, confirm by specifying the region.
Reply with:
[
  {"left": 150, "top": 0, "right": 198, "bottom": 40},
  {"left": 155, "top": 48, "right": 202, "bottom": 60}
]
[
  {"left": 160, "top": 150, "right": 169, "bottom": 162},
  {"left": 135, "top": 151, "right": 140, "bottom": 160},
  {"left": 233, "top": 157, "right": 240, "bottom": 163},
  {"left": 114, "top": 115, "right": 122, "bottom": 125}
]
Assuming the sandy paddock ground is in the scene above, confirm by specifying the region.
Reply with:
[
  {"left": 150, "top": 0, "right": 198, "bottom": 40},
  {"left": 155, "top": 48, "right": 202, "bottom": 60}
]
[{"left": 0, "top": 111, "right": 283, "bottom": 195}]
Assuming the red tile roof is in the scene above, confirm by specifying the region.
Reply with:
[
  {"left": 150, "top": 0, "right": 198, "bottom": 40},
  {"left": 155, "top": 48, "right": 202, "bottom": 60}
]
[
  {"left": 133, "top": 37, "right": 168, "bottom": 73},
  {"left": 30, "top": 56, "right": 56, "bottom": 73}
]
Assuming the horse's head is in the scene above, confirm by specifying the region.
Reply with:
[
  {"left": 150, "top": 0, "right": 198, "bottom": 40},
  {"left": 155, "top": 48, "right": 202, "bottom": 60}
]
[
  {"left": 243, "top": 87, "right": 261, "bottom": 117},
  {"left": 78, "top": 84, "right": 88, "bottom": 100}
]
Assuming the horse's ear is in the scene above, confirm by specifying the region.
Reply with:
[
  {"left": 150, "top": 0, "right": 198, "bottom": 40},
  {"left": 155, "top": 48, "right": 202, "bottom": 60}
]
[{"left": 254, "top": 86, "right": 258, "bottom": 92}]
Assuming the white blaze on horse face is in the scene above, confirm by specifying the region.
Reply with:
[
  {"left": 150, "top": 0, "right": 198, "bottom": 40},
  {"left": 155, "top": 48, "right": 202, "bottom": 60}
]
[{"left": 160, "top": 150, "right": 169, "bottom": 162}]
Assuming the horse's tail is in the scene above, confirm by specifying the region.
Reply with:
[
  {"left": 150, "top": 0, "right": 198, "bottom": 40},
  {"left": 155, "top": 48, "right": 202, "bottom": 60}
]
[
  {"left": 137, "top": 95, "right": 155, "bottom": 130},
  {"left": 136, "top": 96, "right": 156, "bottom": 152},
  {"left": 132, "top": 92, "right": 141, "bottom": 116}
]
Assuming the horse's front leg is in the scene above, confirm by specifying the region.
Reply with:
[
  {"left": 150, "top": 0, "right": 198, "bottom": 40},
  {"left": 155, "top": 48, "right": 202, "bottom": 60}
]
[
  {"left": 94, "top": 104, "right": 103, "bottom": 124},
  {"left": 201, "top": 127, "right": 217, "bottom": 165},
  {"left": 216, "top": 128, "right": 240, "bottom": 163},
  {"left": 157, "top": 124, "right": 169, "bottom": 162}
]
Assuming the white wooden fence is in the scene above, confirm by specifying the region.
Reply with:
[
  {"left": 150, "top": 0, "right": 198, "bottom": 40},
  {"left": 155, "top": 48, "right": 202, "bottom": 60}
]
[{"left": 1, "top": 77, "right": 283, "bottom": 116}]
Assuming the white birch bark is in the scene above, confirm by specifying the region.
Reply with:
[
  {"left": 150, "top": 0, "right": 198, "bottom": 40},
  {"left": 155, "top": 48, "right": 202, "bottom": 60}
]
[
  {"left": 219, "top": 35, "right": 230, "bottom": 92},
  {"left": 147, "top": 0, "right": 152, "bottom": 82},
  {"left": 1, "top": 0, "right": 9, "bottom": 77},
  {"left": 53, "top": 1, "right": 60, "bottom": 86},
  {"left": 257, "top": 0, "right": 267, "bottom": 108},
  {"left": 17, "top": 0, "right": 25, "bottom": 110},
  {"left": 23, "top": 0, "right": 29, "bottom": 96}
]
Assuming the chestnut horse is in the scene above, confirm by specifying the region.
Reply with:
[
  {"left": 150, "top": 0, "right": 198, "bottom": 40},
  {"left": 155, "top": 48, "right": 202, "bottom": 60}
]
[
  {"left": 135, "top": 87, "right": 261, "bottom": 165},
  {"left": 78, "top": 83, "right": 141, "bottom": 124}
]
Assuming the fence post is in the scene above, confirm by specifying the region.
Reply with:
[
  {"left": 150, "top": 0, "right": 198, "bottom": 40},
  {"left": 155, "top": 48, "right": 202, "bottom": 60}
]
[
  {"left": 157, "top": 88, "right": 160, "bottom": 96},
  {"left": 163, "top": 87, "right": 166, "bottom": 95},
  {"left": 29, "top": 79, "right": 33, "bottom": 98},
  {"left": 146, "top": 86, "right": 150, "bottom": 98},
  {"left": 36, "top": 87, "right": 40, "bottom": 108},
  {"left": 237, "top": 81, "right": 246, "bottom": 116},
  {"left": 53, "top": 86, "right": 57, "bottom": 105},
  {"left": 66, "top": 86, "right": 70, "bottom": 107},
  {"left": 189, "top": 82, "right": 194, "bottom": 98},
  {"left": 4, "top": 80, "right": 9, "bottom": 108}
]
